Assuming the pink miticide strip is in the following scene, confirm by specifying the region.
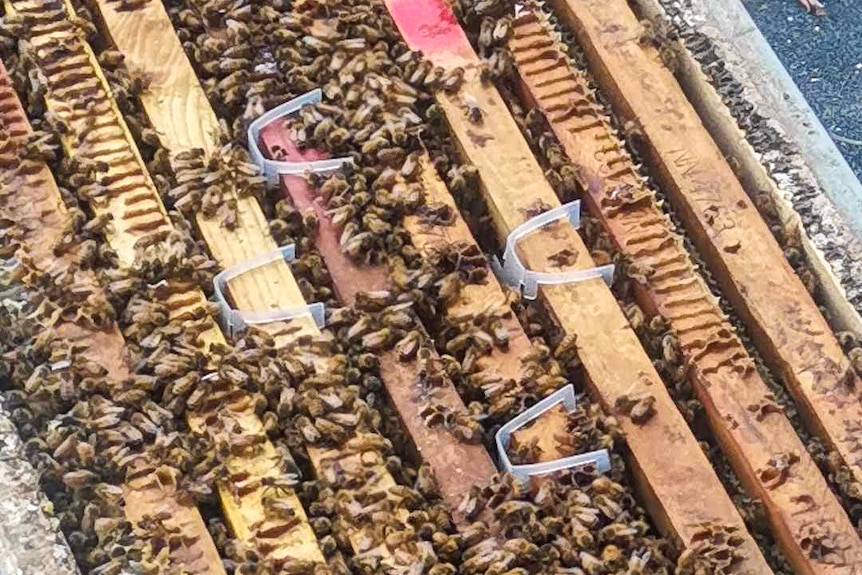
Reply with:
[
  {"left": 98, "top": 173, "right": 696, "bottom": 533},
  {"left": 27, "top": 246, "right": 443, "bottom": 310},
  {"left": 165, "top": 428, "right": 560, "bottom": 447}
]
[{"left": 384, "top": 0, "right": 474, "bottom": 64}]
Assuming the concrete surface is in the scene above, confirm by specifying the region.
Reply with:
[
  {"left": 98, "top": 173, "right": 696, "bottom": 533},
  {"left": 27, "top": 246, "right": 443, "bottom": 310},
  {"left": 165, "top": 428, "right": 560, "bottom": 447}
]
[{"left": 0, "top": 397, "right": 80, "bottom": 575}]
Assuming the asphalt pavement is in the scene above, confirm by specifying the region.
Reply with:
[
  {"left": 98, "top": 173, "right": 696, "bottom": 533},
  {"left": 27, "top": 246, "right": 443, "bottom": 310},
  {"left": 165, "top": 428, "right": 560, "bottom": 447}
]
[{"left": 743, "top": 0, "right": 862, "bottom": 180}]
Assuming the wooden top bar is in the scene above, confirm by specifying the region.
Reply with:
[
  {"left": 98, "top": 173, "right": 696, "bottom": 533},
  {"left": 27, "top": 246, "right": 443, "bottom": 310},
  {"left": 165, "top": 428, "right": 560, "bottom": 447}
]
[
  {"left": 258, "top": 126, "right": 501, "bottom": 524},
  {"left": 7, "top": 0, "right": 324, "bottom": 567},
  {"left": 0, "top": 57, "right": 225, "bottom": 575},
  {"left": 84, "top": 0, "right": 433, "bottom": 566}
]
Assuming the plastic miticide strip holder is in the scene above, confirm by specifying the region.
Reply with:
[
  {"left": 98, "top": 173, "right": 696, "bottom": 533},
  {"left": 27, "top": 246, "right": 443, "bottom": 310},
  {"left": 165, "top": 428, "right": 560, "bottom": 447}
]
[
  {"left": 495, "top": 384, "right": 611, "bottom": 484},
  {"left": 213, "top": 244, "right": 326, "bottom": 338},
  {"left": 248, "top": 89, "right": 354, "bottom": 184},
  {"left": 491, "top": 200, "right": 615, "bottom": 299}
]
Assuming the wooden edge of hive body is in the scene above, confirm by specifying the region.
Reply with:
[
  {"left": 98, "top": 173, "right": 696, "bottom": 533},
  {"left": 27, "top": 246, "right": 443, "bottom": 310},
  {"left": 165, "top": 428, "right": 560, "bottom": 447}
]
[
  {"left": 7, "top": 0, "right": 324, "bottom": 569},
  {"left": 380, "top": 0, "right": 771, "bottom": 570},
  {"left": 631, "top": 0, "right": 862, "bottom": 338},
  {"left": 547, "top": 0, "right": 862, "bottom": 490},
  {"left": 506, "top": 11, "right": 862, "bottom": 574},
  {"left": 81, "top": 0, "right": 426, "bottom": 564},
  {"left": 0, "top": 58, "right": 226, "bottom": 575}
]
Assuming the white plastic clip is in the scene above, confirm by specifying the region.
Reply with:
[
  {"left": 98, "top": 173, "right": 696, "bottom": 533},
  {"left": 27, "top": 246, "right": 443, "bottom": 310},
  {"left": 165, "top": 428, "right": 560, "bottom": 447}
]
[
  {"left": 213, "top": 245, "right": 326, "bottom": 338},
  {"left": 495, "top": 385, "right": 611, "bottom": 484},
  {"left": 491, "top": 200, "right": 615, "bottom": 299},
  {"left": 247, "top": 89, "right": 354, "bottom": 184}
]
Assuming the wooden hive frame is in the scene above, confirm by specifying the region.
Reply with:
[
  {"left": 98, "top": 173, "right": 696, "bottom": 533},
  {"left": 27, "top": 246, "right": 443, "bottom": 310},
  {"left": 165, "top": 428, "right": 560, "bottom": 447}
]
[
  {"left": 0, "top": 56, "right": 227, "bottom": 574},
  {"left": 379, "top": 0, "right": 773, "bottom": 570},
  {"left": 140, "top": 0, "right": 574, "bottom": 528},
  {"left": 632, "top": 0, "right": 862, "bottom": 339},
  {"left": 4, "top": 0, "right": 328, "bottom": 570},
  {"left": 78, "top": 0, "right": 448, "bottom": 568},
  {"left": 505, "top": 7, "right": 862, "bottom": 573},
  {"left": 258, "top": 127, "right": 504, "bottom": 523}
]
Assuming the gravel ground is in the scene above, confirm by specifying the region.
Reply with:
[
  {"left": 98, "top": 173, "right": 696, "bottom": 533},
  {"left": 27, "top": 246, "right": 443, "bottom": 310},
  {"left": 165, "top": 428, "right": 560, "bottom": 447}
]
[{"left": 743, "top": 0, "right": 862, "bottom": 179}]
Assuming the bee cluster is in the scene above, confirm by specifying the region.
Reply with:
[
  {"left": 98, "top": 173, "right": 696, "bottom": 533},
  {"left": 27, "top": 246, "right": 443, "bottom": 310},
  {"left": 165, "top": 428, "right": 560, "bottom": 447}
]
[
  {"left": 162, "top": 145, "right": 267, "bottom": 231},
  {"left": 452, "top": 472, "right": 677, "bottom": 575},
  {"left": 164, "top": 0, "right": 560, "bottom": 436},
  {"left": 198, "top": 328, "right": 456, "bottom": 575},
  {"left": 156, "top": 0, "right": 730, "bottom": 572},
  {"left": 0, "top": 10, "right": 316, "bottom": 575},
  {"left": 4, "top": 0, "right": 849, "bottom": 572},
  {"left": 0, "top": 248, "right": 214, "bottom": 575}
]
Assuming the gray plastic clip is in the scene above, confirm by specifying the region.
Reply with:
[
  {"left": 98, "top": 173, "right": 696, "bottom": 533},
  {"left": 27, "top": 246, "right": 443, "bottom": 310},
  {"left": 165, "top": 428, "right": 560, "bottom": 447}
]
[
  {"left": 213, "top": 244, "right": 325, "bottom": 338},
  {"left": 491, "top": 200, "right": 615, "bottom": 299},
  {"left": 247, "top": 89, "right": 354, "bottom": 184},
  {"left": 495, "top": 385, "right": 611, "bottom": 484}
]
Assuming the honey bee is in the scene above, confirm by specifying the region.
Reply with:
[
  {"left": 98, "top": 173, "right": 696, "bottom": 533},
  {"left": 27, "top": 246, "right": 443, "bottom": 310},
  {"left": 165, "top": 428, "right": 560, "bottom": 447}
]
[
  {"left": 261, "top": 492, "right": 302, "bottom": 524},
  {"left": 614, "top": 392, "right": 656, "bottom": 425},
  {"left": 464, "top": 95, "right": 483, "bottom": 124},
  {"left": 394, "top": 330, "right": 423, "bottom": 362},
  {"left": 23, "top": 130, "right": 58, "bottom": 161},
  {"left": 757, "top": 451, "right": 800, "bottom": 490},
  {"left": 62, "top": 468, "right": 98, "bottom": 490}
]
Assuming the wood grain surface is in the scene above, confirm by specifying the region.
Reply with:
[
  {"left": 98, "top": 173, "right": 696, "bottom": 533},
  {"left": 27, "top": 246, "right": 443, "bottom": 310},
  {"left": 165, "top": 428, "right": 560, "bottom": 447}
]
[{"left": 632, "top": 0, "right": 862, "bottom": 339}]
